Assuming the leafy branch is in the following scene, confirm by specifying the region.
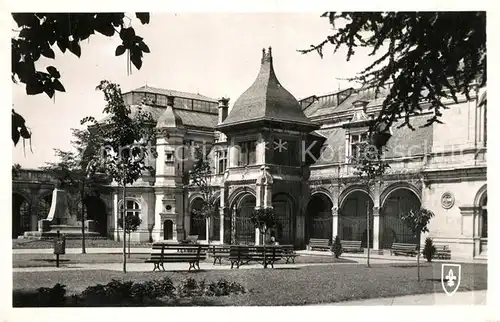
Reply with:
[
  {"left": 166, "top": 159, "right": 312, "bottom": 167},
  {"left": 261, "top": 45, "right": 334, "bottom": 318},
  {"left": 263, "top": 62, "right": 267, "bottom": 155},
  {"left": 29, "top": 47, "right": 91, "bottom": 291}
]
[{"left": 299, "top": 12, "right": 486, "bottom": 132}]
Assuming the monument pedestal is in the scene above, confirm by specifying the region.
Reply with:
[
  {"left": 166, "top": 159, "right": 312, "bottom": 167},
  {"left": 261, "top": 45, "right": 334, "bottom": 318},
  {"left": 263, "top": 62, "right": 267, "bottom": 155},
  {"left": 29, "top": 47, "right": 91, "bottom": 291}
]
[{"left": 21, "top": 188, "right": 103, "bottom": 240}]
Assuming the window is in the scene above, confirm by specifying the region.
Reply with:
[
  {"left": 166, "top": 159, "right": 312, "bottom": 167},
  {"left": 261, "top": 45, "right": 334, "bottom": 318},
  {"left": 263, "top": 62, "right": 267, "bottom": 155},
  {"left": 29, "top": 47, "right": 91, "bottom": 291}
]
[
  {"left": 119, "top": 199, "right": 141, "bottom": 221},
  {"left": 216, "top": 149, "right": 228, "bottom": 174},
  {"left": 238, "top": 141, "right": 256, "bottom": 166},
  {"left": 157, "top": 95, "right": 167, "bottom": 106},
  {"left": 350, "top": 133, "right": 368, "bottom": 161},
  {"left": 165, "top": 151, "right": 174, "bottom": 163}
]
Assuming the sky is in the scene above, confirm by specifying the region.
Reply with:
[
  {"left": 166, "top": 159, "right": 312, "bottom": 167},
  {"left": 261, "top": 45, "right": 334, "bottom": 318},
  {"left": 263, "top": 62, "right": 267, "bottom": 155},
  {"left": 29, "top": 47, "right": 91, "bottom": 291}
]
[{"left": 11, "top": 12, "right": 378, "bottom": 169}]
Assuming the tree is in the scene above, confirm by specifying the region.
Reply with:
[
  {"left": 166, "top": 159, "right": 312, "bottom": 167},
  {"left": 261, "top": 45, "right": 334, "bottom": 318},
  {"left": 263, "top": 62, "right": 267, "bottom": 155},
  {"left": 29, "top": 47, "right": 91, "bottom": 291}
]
[
  {"left": 300, "top": 12, "right": 486, "bottom": 132},
  {"left": 400, "top": 207, "right": 435, "bottom": 281},
  {"left": 331, "top": 235, "right": 343, "bottom": 258},
  {"left": 351, "top": 134, "right": 391, "bottom": 268},
  {"left": 422, "top": 237, "right": 437, "bottom": 263},
  {"left": 11, "top": 13, "right": 151, "bottom": 146},
  {"left": 250, "top": 208, "right": 281, "bottom": 245},
  {"left": 41, "top": 128, "right": 110, "bottom": 254},
  {"left": 250, "top": 207, "right": 281, "bottom": 268},
  {"left": 188, "top": 146, "right": 220, "bottom": 243},
  {"left": 117, "top": 214, "right": 142, "bottom": 258},
  {"left": 82, "top": 80, "right": 156, "bottom": 273}
]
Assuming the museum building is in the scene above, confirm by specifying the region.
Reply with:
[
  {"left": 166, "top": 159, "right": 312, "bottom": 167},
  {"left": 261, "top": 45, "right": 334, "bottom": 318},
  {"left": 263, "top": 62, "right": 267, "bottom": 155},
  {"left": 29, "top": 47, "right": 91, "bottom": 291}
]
[{"left": 12, "top": 47, "right": 487, "bottom": 259}]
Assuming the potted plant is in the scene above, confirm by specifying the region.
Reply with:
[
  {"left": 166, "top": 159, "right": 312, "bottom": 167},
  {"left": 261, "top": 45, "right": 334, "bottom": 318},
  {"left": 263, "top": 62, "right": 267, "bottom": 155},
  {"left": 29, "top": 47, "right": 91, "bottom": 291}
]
[{"left": 422, "top": 237, "right": 437, "bottom": 262}]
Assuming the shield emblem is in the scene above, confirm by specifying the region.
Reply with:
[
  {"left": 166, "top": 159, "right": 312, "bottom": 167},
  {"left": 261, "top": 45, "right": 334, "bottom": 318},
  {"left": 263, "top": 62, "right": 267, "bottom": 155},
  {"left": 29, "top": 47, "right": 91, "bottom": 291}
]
[{"left": 441, "top": 264, "right": 461, "bottom": 296}]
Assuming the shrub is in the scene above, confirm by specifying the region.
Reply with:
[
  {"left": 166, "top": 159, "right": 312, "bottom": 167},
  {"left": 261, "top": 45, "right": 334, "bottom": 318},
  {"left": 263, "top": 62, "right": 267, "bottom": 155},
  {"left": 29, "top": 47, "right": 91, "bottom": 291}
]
[
  {"left": 331, "top": 236, "right": 343, "bottom": 258},
  {"left": 13, "top": 283, "right": 67, "bottom": 307},
  {"left": 422, "top": 237, "right": 437, "bottom": 262},
  {"left": 178, "top": 277, "right": 203, "bottom": 297}
]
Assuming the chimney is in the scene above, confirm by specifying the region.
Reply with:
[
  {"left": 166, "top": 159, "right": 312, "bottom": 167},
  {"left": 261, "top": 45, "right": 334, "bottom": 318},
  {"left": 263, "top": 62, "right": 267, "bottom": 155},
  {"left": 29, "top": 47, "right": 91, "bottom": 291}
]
[
  {"left": 352, "top": 100, "right": 369, "bottom": 113},
  {"left": 218, "top": 97, "right": 230, "bottom": 124},
  {"left": 166, "top": 95, "right": 175, "bottom": 107}
]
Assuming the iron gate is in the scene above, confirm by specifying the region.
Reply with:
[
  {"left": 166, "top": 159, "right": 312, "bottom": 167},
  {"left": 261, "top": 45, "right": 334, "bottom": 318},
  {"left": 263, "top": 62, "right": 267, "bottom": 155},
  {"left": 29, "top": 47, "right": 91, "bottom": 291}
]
[
  {"left": 308, "top": 216, "right": 332, "bottom": 242},
  {"left": 190, "top": 215, "right": 206, "bottom": 240},
  {"left": 235, "top": 215, "right": 254, "bottom": 245},
  {"left": 380, "top": 215, "right": 416, "bottom": 249}
]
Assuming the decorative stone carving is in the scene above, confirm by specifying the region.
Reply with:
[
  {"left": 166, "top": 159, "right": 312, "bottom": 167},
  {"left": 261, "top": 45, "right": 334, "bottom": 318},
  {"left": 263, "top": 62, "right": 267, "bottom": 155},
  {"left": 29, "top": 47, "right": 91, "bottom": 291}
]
[{"left": 441, "top": 192, "right": 455, "bottom": 209}]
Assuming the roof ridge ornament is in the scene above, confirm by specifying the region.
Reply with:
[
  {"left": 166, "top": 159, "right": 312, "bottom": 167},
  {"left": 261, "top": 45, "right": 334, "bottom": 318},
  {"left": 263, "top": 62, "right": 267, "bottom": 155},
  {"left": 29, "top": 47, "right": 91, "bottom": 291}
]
[{"left": 261, "top": 46, "right": 273, "bottom": 64}]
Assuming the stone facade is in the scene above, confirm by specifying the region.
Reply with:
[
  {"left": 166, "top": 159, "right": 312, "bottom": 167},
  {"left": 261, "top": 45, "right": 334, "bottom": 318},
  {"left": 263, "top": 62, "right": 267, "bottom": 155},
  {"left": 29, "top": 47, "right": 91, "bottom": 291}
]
[{"left": 12, "top": 49, "right": 487, "bottom": 259}]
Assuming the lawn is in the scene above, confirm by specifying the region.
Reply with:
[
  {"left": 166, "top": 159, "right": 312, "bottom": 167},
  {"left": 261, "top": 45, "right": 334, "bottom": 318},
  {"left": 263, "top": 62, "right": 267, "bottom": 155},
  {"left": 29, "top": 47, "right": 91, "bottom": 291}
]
[
  {"left": 12, "top": 253, "right": 355, "bottom": 268},
  {"left": 12, "top": 239, "right": 153, "bottom": 249},
  {"left": 12, "top": 262, "right": 487, "bottom": 306}
]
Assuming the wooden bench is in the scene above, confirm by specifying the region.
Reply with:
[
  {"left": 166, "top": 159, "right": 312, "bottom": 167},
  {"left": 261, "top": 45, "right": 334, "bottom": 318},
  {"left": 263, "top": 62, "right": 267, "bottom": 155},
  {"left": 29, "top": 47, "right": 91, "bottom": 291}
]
[
  {"left": 145, "top": 243, "right": 208, "bottom": 271},
  {"left": 281, "top": 245, "right": 299, "bottom": 264},
  {"left": 390, "top": 243, "right": 418, "bottom": 257},
  {"left": 423, "top": 245, "right": 451, "bottom": 260},
  {"left": 341, "top": 240, "right": 363, "bottom": 253},
  {"left": 229, "top": 245, "right": 283, "bottom": 269},
  {"left": 209, "top": 245, "right": 231, "bottom": 265},
  {"left": 307, "top": 238, "right": 330, "bottom": 251}
]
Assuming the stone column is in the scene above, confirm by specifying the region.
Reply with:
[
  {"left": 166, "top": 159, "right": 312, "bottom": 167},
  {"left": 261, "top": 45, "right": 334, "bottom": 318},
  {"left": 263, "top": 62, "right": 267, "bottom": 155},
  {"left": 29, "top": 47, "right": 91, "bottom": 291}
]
[
  {"left": 372, "top": 206, "right": 380, "bottom": 250},
  {"left": 332, "top": 206, "right": 339, "bottom": 239},
  {"left": 219, "top": 207, "right": 225, "bottom": 244},
  {"left": 231, "top": 206, "right": 236, "bottom": 245},
  {"left": 229, "top": 137, "right": 239, "bottom": 168},
  {"left": 256, "top": 133, "right": 266, "bottom": 165}
]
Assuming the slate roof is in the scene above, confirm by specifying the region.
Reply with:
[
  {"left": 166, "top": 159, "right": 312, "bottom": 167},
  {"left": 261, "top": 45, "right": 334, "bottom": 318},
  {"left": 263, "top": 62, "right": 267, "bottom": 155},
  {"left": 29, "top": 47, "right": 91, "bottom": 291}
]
[
  {"left": 313, "top": 115, "right": 434, "bottom": 165},
  {"left": 218, "top": 48, "right": 318, "bottom": 132},
  {"left": 128, "top": 85, "right": 218, "bottom": 103},
  {"left": 100, "top": 104, "right": 218, "bottom": 130}
]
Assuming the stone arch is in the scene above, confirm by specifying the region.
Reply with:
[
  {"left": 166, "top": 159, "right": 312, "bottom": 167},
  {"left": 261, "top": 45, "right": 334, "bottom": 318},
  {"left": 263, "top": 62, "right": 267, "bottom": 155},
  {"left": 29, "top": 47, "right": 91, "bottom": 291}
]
[
  {"left": 84, "top": 196, "right": 108, "bottom": 237},
  {"left": 12, "top": 192, "right": 31, "bottom": 238},
  {"left": 474, "top": 184, "right": 487, "bottom": 207},
  {"left": 380, "top": 182, "right": 421, "bottom": 206},
  {"left": 227, "top": 189, "right": 257, "bottom": 245},
  {"left": 379, "top": 187, "right": 421, "bottom": 249},
  {"left": 188, "top": 193, "right": 205, "bottom": 209},
  {"left": 474, "top": 184, "right": 487, "bottom": 240},
  {"left": 338, "top": 187, "right": 374, "bottom": 248},
  {"left": 189, "top": 197, "right": 206, "bottom": 240},
  {"left": 306, "top": 191, "right": 333, "bottom": 242},
  {"left": 310, "top": 187, "right": 334, "bottom": 205},
  {"left": 338, "top": 185, "right": 374, "bottom": 209},
  {"left": 227, "top": 186, "right": 257, "bottom": 209},
  {"left": 272, "top": 193, "right": 295, "bottom": 245}
]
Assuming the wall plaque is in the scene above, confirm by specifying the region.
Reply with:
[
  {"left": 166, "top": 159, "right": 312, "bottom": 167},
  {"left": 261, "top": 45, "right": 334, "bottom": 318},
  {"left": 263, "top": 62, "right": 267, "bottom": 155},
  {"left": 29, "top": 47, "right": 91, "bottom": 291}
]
[{"left": 441, "top": 192, "right": 455, "bottom": 209}]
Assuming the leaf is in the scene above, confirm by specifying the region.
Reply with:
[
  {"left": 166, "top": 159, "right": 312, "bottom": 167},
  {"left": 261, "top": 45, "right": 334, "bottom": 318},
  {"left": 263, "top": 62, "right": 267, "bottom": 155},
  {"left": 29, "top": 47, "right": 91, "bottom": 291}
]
[
  {"left": 42, "top": 47, "right": 55, "bottom": 59},
  {"left": 26, "top": 80, "right": 44, "bottom": 95},
  {"left": 46, "top": 66, "right": 60, "bottom": 78},
  {"left": 68, "top": 41, "right": 81, "bottom": 58},
  {"left": 135, "top": 13, "right": 150, "bottom": 24},
  {"left": 53, "top": 79, "right": 66, "bottom": 92},
  {"left": 12, "top": 128, "right": 20, "bottom": 145},
  {"left": 57, "top": 39, "right": 68, "bottom": 53},
  {"left": 139, "top": 41, "right": 150, "bottom": 53},
  {"left": 130, "top": 52, "right": 143, "bottom": 70},
  {"left": 44, "top": 85, "right": 55, "bottom": 98},
  {"left": 115, "top": 45, "right": 126, "bottom": 56}
]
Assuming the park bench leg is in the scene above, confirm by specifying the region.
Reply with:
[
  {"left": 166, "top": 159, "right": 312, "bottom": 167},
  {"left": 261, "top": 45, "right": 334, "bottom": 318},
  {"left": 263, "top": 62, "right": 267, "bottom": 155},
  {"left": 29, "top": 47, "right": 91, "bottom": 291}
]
[
  {"left": 196, "top": 261, "right": 200, "bottom": 270},
  {"left": 161, "top": 263, "right": 165, "bottom": 271},
  {"left": 153, "top": 263, "right": 158, "bottom": 272},
  {"left": 213, "top": 257, "right": 217, "bottom": 265}
]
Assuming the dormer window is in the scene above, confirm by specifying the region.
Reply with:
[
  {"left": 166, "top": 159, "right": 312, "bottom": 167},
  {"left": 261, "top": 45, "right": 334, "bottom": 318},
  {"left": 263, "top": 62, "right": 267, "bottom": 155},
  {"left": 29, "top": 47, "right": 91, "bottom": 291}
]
[{"left": 349, "top": 133, "right": 368, "bottom": 161}]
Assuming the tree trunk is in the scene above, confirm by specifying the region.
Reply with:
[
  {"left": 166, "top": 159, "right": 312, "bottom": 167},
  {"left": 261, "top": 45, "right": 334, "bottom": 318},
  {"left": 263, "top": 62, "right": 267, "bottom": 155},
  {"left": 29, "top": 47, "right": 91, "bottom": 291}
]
[
  {"left": 81, "top": 185, "right": 86, "bottom": 254},
  {"left": 122, "top": 182, "right": 127, "bottom": 273},
  {"left": 417, "top": 232, "right": 421, "bottom": 281},
  {"left": 128, "top": 231, "right": 131, "bottom": 258},
  {"left": 366, "top": 200, "right": 370, "bottom": 268}
]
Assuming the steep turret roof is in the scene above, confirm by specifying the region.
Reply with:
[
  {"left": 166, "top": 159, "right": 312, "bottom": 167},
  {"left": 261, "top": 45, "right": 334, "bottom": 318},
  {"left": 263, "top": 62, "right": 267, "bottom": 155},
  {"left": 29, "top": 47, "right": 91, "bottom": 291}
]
[{"left": 217, "top": 47, "right": 318, "bottom": 133}]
